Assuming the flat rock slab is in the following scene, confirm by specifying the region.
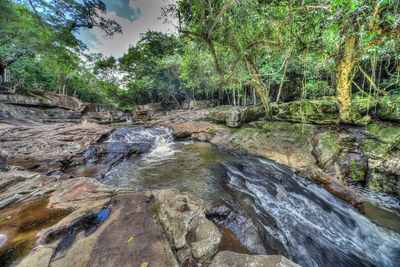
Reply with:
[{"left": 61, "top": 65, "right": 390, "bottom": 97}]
[
  {"left": 17, "top": 192, "right": 178, "bottom": 267},
  {"left": 210, "top": 251, "right": 301, "bottom": 267},
  {"left": 0, "top": 123, "right": 113, "bottom": 165},
  {"left": 1, "top": 170, "right": 177, "bottom": 267},
  {"left": 86, "top": 193, "right": 178, "bottom": 267}
]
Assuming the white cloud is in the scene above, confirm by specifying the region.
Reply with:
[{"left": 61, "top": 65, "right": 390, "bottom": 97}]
[{"left": 82, "top": 0, "right": 176, "bottom": 58}]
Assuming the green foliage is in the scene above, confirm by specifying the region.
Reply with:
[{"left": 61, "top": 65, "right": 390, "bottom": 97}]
[{"left": 305, "top": 81, "right": 335, "bottom": 99}]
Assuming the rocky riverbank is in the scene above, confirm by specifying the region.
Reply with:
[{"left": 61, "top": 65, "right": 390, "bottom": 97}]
[
  {"left": 148, "top": 103, "right": 399, "bottom": 203},
  {"left": 1, "top": 89, "right": 399, "bottom": 266},
  {"left": 0, "top": 121, "right": 299, "bottom": 266}
]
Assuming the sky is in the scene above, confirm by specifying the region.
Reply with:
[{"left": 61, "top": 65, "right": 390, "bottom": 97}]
[{"left": 78, "top": 0, "right": 175, "bottom": 58}]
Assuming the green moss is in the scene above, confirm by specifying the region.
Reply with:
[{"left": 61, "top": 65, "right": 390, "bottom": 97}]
[
  {"left": 376, "top": 97, "right": 400, "bottom": 122},
  {"left": 206, "top": 128, "right": 217, "bottom": 135},
  {"left": 351, "top": 98, "right": 377, "bottom": 115},
  {"left": 361, "top": 124, "right": 400, "bottom": 158},
  {"left": 317, "top": 130, "right": 342, "bottom": 166},
  {"left": 276, "top": 100, "right": 338, "bottom": 124},
  {"left": 248, "top": 121, "right": 315, "bottom": 144}
]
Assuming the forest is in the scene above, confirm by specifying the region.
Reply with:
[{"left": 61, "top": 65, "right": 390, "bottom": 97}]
[{"left": 1, "top": 0, "right": 399, "bottom": 123}]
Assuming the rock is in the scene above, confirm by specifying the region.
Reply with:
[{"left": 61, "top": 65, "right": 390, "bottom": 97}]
[
  {"left": 351, "top": 98, "right": 377, "bottom": 115},
  {"left": 209, "top": 251, "right": 300, "bottom": 267},
  {"left": 8, "top": 89, "right": 86, "bottom": 112},
  {"left": 188, "top": 100, "right": 214, "bottom": 110},
  {"left": 211, "top": 121, "right": 316, "bottom": 170},
  {"left": 84, "top": 103, "right": 119, "bottom": 114},
  {"left": 205, "top": 107, "right": 231, "bottom": 124},
  {"left": 239, "top": 106, "right": 265, "bottom": 123},
  {"left": 275, "top": 100, "right": 338, "bottom": 124},
  {"left": 0, "top": 102, "right": 83, "bottom": 125},
  {"left": 83, "top": 111, "right": 124, "bottom": 124},
  {"left": 360, "top": 124, "right": 400, "bottom": 159},
  {"left": 190, "top": 220, "right": 221, "bottom": 259},
  {"left": 206, "top": 106, "right": 265, "bottom": 127},
  {"left": 207, "top": 205, "right": 267, "bottom": 255},
  {"left": 0, "top": 151, "right": 8, "bottom": 172},
  {"left": 367, "top": 149, "right": 400, "bottom": 196},
  {"left": 153, "top": 188, "right": 221, "bottom": 261},
  {"left": 206, "top": 205, "right": 231, "bottom": 218},
  {"left": 0, "top": 170, "right": 178, "bottom": 267},
  {"left": 0, "top": 123, "right": 113, "bottom": 167},
  {"left": 313, "top": 130, "right": 344, "bottom": 168},
  {"left": 335, "top": 151, "right": 368, "bottom": 185},
  {"left": 376, "top": 98, "right": 400, "bottom": 122},
  {"left": 354, "top": 114, "right": 372, "bottom": 126},
  {"left": 226, "top": 108, "right": 241, "bottom": 128}
]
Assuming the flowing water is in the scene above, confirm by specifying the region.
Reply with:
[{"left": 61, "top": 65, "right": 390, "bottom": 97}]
[{"left": 101, "top": 127, "right": 400, "bottom": 267}]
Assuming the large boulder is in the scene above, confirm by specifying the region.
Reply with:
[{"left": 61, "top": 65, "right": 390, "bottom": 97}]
[
  {"left": 375, "top": 98, "right": 400, "bottom": 122},
  {"left": 83, "top": 111, "right": 124, "bottom": 124},
  {"left": 8, "top": 89, "right": 86, "bottom": 112},
  {"left": 0, "top": 123, "right": 113, "bottom": 167},
  {"left": 313, "top": 130, "right": 368, "bottom": 185},
  {"left": 152, "top": 188, "right": 221, "bottom": 262},
  {"left": 209, "top": 251, "right": 300, "bottom": 267},
  {"left": 226, "top": 108, "right": 241, "bottom": 128},
  {"left": 275, "top": 100, "right": 339, "bottom": 124},
  {"left": 206, "top": 106, "right": 265, "bottom": 127},
  {"left": 351, "top": 98, "right": 377, "bottom": 115},
  {"left": 360, "top": 124, "right": 400, "bottom": 195},
  {"left": 211, "top": 121, "right": 316, "bottom": 170}
]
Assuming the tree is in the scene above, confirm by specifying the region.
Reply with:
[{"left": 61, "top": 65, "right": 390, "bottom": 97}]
[
  {"left": 332, "top": 0, "right": 400, "bottom": 123},
  {"left": 0, "top": 0, "right": 121, "bottom": 77},
  {"left": 167, "top": 0, "right": 333, "bottom": 117}
]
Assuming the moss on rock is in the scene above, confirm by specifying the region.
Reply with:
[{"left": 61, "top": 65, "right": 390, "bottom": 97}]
[
  {"left": 275, "top": 100, "right": 338, "bottom": 124},
  {"left": 376, "top": 98, "right": 400, "bottom": 122},
  {"left": 351, "top": 98, "right": 377, "bottom": 115},
  {"left": 314, "top": 130, "right": 343, "bottom": 167}
]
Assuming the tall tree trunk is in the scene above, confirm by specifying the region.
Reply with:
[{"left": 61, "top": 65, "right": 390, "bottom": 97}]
[
  {"left": 276, "top": 58, "right": 289, "bottom": 104},
  {"left": 233, "top": 89, "right": 236, "bottom": 106},
  {"left": 245, "top": 57, "right": 271, "bottom": 117},
  {"left": 336, "top": 36, "right": 357, "bottom": 123},
  {"left": 244, "top": 87, "right": 247, "bottom": 106},
  {"left": 253, "top": 88, "right": 256, "bottom": 106}
]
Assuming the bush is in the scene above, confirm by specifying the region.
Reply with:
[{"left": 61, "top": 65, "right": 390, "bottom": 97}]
[{"left": 305, "top": 81, "right": 335, "bottom": 99}]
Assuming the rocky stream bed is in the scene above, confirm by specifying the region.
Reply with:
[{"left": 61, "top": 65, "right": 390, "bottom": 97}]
[{"left": 0, "top": 91, "right": 400, "bottom": 267}]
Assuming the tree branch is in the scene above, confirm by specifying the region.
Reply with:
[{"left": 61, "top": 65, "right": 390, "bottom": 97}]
[{"left": 208, "top": 0, "right": 237, "bottom": 38}]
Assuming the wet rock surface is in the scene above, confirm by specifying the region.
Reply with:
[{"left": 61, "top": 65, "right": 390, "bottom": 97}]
[
  {"left": 0, "top": 90, "right": 126, "bottom": 125},
  {"left": 209, "top": 251, "right": 301, "bottom": 267},
  {"left": 0, "top": 170, "right": 179, "bottom": 267},
  {"left": 0, "top": 123, "right": 113, "bottom": 168}
]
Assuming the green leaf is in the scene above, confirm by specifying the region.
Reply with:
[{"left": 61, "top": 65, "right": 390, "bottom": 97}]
[{"left": 127, "top": 236, "right": 134, "bottom": 243}]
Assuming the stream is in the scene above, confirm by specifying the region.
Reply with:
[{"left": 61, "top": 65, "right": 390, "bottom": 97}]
[{"left": 101, "top": 127, "right": 400, "bottom": 267}]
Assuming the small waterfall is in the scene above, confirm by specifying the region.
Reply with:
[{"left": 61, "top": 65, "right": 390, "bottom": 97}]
[
  {"left": 105, "top": 126, "right": 173, "bottom": 153},
  {"left": 144, "top": 135, "right": 179, "bottom": 163}
]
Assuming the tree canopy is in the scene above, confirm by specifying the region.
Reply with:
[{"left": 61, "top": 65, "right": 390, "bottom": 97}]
[{"left": 1, "top": 0, "right": 399, "bottom": 118}]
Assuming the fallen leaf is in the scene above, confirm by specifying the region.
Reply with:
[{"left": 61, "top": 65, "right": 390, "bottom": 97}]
[{"left": 141, "top": 262, "right": 150, "bottom": 267}]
